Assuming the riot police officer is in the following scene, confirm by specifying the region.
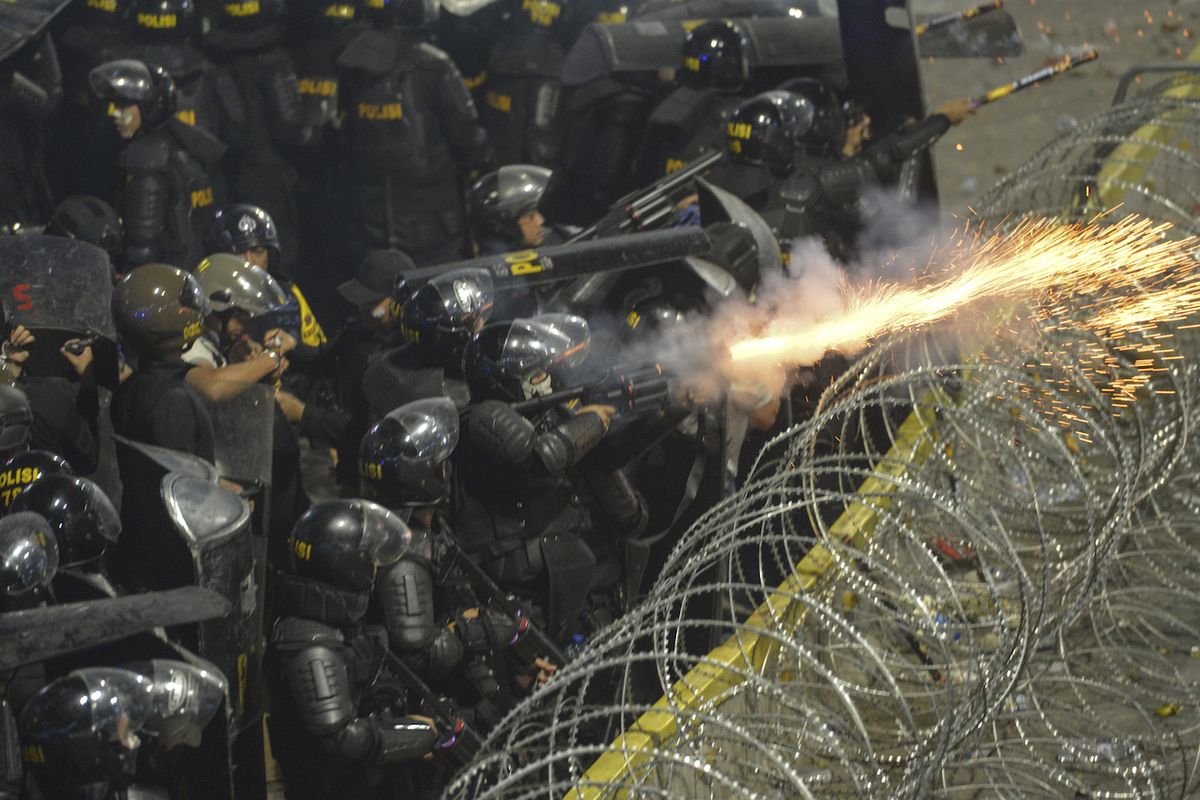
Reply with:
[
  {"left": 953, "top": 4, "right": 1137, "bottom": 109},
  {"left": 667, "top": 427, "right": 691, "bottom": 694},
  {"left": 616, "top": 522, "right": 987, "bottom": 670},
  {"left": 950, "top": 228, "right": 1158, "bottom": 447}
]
[
  {"left": 0, "top": 450, "right": 72, "bottom": 512},
  {"left": 636, "top": 20, "right": 750, "bottom": 185},
  {"left": 336, "top": 0, "right": 493, "bottom": 265},
  {"left": 200, "top": 0, "right": 309, "bottom": 281},
  {"left": 204, "top": 203, "right": 328, "bottom": 352},
  {"left": 467, "top": 164, "right": 554, "bottom": 255},
  {"left": 476, "top": 0, "right": 568, "bottom": 167},
  {"left": 362, "top": 267, "right": 495, "bottom": 418},
  {"left": 268, "top": 500, "right": 441, "bottom": 799},
  {"left": 360, "top": 399, "right": 556, "bottom": 733},
  {"left": 124, "top": 0, "right": 247, "bottom": 155},
  {"left": 453, "top": 315, "right": 619, "bottom": 639},
  {"left": 88, "top": 59, "right": 224, "bottom": 270}
]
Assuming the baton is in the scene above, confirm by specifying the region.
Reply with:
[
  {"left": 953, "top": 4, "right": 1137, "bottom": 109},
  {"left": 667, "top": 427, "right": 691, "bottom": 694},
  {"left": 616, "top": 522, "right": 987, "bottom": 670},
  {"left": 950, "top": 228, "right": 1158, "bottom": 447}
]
[
  {"left": 969, "top": 49, "right": 1099, "bottom": 110},
  {"left": 915, "top": 0, "right": 1003, "bottom": 36}
]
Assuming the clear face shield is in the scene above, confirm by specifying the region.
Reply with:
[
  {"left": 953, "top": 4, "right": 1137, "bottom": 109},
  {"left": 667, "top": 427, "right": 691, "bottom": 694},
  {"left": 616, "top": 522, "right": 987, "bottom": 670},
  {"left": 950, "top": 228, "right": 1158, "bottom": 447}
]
[
  {"left": 504, "top": 313, "right": 591, "bottom": 399},
  {"left": 0, "top": 511, "right": 58, "bottom": 597},
  {"left": 123, "top": 659, "right": 228, "bottom": 751}
]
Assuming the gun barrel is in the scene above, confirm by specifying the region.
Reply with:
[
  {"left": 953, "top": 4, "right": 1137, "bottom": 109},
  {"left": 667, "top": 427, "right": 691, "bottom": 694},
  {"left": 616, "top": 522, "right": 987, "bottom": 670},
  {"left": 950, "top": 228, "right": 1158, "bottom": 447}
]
[
  {"left": 382, "top": 649, "right": 484, "bottom": 765},
  {"left": 915, "top": 0, "right": 1002, "bottom": 36},
  {"left": 970, "top": 49, "right": 1098, "bottom": 108}
]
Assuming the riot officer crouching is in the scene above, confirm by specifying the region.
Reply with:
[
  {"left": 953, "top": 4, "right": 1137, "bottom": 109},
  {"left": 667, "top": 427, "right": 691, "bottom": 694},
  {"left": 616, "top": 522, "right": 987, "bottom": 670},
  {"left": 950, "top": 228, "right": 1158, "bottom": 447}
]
[
  {"left": 88, "top": 59, "right": 225, "bottom": 271},
  {"left": 268, "top": 499, "right": 440, "bottom": 799}
]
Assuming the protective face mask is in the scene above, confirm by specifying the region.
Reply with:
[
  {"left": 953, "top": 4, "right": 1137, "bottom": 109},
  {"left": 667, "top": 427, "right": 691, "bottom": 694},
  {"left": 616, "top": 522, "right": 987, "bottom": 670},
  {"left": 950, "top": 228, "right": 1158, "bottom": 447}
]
[{"left": 521, "top": 371, "right": 552, "bottom": 400}]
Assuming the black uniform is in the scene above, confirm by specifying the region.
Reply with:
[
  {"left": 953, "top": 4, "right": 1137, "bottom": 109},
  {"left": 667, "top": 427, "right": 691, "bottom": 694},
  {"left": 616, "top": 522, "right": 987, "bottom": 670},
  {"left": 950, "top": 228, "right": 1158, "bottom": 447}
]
[
  {"left": 138, "top": 43, "right": 247, "bottom": 156},
  {"left": 477, "top": 0, "right": 567, "bottom": 168},
  {"left": 636, "top": 85, "right": 740, "bottom": 184},
  {"left": 114, "top": 118, "right": 223, "bottom": 269},
  {"left": 269, "top": 579, "right": 437, "bottom": 799},
  {"left": 110, "top": 360, "right": 215, "bottom": 463},
  {"left": 21, "top": 377, "right": 100, "bottom": 476},
  {"left": 336, "top": 26, "right": 492, "bottom": 265},
  {"left": 0, "top": 35, "right": 62, "bottom": 228}
]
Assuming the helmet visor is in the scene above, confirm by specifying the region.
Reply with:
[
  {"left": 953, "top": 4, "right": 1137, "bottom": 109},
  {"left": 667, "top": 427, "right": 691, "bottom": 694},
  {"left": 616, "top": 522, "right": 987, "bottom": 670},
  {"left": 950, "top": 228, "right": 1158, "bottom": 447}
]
[
  {"left": 81, "top": 478, "right": 123, "bottom": 545},
  {"left": 0, "top": 511, "right": 58, "bottom": 596},
  {"left": 358, "top": 500, "right": 413, "bottom": 567},
  {"left": 506, "top": 313, "right": 591, "bottom": 372},
  {"left": 426, "top": 268, "right": 495, "bottom": 327},
  {"left": 22, "top": 669, "right": 154, "bottom": 747},
  {"left": 88, "top": 60, "right": 153, "bottom": 102},
  {"left": 383, "top": 397, "right": 461, "bottom": 466},
  {"left": 125, "top": 659, "right": 227, "bottom": 750}
]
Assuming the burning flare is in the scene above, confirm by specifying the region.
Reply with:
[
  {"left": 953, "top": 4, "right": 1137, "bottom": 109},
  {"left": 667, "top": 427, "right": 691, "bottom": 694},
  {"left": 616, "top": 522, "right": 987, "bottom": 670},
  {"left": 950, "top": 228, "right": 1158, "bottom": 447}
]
[{"left": 729, "top": 216, "right": 1200, "bottom": 366}]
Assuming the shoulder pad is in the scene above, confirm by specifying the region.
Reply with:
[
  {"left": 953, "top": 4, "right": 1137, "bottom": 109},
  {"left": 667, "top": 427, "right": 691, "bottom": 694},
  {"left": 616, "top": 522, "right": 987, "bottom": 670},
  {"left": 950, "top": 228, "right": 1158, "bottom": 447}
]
[
  {"left": 121, "top": 133, "right": 173, "bottom": 171},
  {"left": 337, "top": 28, "right": 398, "bottom": 75},
  {"left": 168, "top": 118, "right": 226, "bottom": 165},
  {"left": 273, "top": 616, "right": 345, "bottom": 647}
]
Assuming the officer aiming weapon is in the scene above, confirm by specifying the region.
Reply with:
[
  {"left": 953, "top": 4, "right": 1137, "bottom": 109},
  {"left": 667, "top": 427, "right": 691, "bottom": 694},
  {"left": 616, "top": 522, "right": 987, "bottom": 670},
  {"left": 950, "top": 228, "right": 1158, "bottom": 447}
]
[
  {"left": 570, "top": 149, "right": 726, "bottom": 242},
  {"left": 914, "top": 0, "right": 1003, "bottom": 36},
  {"left": 381, "top": 648, "right": 483, "bottom": 769},
  {"left": 511, "top": 363, "right": 670, "bottom": 417},
  {"left": 969, "top": 49, "right": 1099, "bottom": 109}
]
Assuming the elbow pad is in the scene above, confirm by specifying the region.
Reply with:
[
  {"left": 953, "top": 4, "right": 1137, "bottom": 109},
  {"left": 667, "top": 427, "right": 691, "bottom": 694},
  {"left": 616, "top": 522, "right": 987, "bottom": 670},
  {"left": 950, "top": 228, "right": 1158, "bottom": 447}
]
[
  {"left": 585, "top": 468, "right": 648, "bottom": 537},
  {"left": 468, "top": 401, "right": 535, "bottom": 465},
  {"left": 283, "top": 644, "right": 357, "bottom": 739},
  {"left": 376, "top": 558, "right": 436, "bottom": 652},
  {"left": 532, "top": 411, "right": 607, "bottom": 473},
  {"left": 865, "top": 115, "right": 951, "bottom": 177}
]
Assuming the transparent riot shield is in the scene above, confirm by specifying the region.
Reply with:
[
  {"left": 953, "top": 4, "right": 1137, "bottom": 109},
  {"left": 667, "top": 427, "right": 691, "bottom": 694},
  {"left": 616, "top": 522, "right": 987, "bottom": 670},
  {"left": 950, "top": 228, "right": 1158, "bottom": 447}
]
[
  {"left": 203, "top": 383, "right": 274, "bottom": 490},
  {"left": 0, "top": 236, "right": 119, "bottom": 388}
]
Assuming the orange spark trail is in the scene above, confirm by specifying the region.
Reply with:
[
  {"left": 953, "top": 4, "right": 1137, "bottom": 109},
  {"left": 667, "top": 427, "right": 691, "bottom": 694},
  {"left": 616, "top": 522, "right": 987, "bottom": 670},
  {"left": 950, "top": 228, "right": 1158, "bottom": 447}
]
[{"left": 729, "top": 216, "right": 1200, "bottom": 365}]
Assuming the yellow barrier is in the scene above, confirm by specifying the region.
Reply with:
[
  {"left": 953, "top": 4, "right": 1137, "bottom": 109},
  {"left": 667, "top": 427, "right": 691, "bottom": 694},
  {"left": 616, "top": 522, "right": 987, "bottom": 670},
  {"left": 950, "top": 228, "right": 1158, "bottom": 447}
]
[{"left": 567, "top": 403, "right": 940, "bottom": 798}]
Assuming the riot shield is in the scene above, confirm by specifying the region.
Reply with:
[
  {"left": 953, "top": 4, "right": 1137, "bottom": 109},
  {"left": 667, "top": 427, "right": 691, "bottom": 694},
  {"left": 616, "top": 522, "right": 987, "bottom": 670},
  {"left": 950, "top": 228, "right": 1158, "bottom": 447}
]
[
  {"left": 904, "top": 8, "right": 1024, "bottom": 59},
  {"left": 202, "top": 384, "right": 274, "bottom": 489},
  {"left": 561, "top": 15, "right": 840, "bottom": 86},
  {"left": 0, "top": 587, "right": 230, "bottom": 672},
  {"left": 0, "top": 0, "right": 73, "bottom": 62},
  {"left": 0, "top": 236, "right": 119, "bottom": 388},
  {"left": 161, "top": 472, "right": 261, "bottom": 733},
  {"left": 696, "top": 177, "right": 783, "bottom": 280}
]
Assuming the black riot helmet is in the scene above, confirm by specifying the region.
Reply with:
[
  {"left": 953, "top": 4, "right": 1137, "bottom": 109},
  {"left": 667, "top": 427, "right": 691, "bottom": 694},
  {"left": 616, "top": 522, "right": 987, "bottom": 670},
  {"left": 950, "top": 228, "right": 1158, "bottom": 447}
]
[
  {"left": 361, "top": 0, "right": 436, "bottom": 27},
  {"left": 400, "top": 268, "right": 494, "bottom": 372},
  {"left": 204, "top": 204, "right": 282, "bottom": 272},
  {"left": 467, "top": 165, "right": 553, "bottom": 247},
  {"left": 292, "top": 0, "right": 357, "bottom": 30},
  {"left": 777, "top": 77, "right": 846, "bottom": 158},
  {"left": 286, "top": 500, "right": 412, "bottom": 593},
  {"left": 0, "top": 451, "right": 74, "bottom": 512},
  {"left": 19, "top": 668, "right": 154, "bottom": 788},
  {"left": 0, "top": 512, "right": 58, "bottom": 599},
  {"left": 113, "top": 263, "right": 210, "bottom": 359},
  {"left": 88, "top": 59, "right": 179, "bottom": 132},
  {"left": 679, "top": 20, "right": 748, "bottom": 92},
  {"left": 513, "top": 0, "right": 563, "bottom": 32},
  {"left": 212, "top": 0, "right": 288, "bottom": 31},
  {"left": 44, "top": 195, "right": 125, "bottom": 269},
  {"left": 0, "top": 384, "right": 32, "bottom": 456},
  {"left": 360, "top": 398, "right": 459, "bottom": 508},
  {"left": 464, "top": 313, "right": 590, "bottom": 402},
  {"left": 127, "top": 0, "right": 195, "bottom": 43},
  {"left": 727, "top": 90, "right": 816, "bottom": 173},
  {"left": 11, "top": 474, "right": 122, "bottom": 569}
]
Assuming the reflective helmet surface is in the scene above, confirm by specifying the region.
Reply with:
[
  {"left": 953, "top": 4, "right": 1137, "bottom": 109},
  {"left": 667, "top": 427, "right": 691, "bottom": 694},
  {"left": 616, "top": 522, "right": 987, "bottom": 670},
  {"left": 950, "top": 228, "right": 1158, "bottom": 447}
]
[
  {"left": 127, "top": 0, "right": 196, "bottom": 43},
  {"left": 400, "top": 268, "right": 494, "bottom": 370},
  {"left": 464, "top": 313, "right": 590, "bottom": 401},
  {"left": 19, "top": 668, "right": 153, "bottom": 787},
  {"left": 196, "top": 253, "right": 289, "bottom": 317},
  {"left": 0, "top": 511, "right": 58, "bottom": 597},
  {"left": 679, "top": 20, "right": 747, "bottom": 92},
  {"left": 10, "top": 474, "right": 122, "bottom": 567},
  {"left": 0, "top": 450, "right": 74, "bottom": 512},
  {"left": 122, "top": 659, "right": 227, "bottom": 751},
  {"left": 726, "top": 89, "right": 815, "bottom": 172},
  {"left": 287, "top": 499, "right": 412, "bottom": 592},
  {"left": 88, "top": 59, "right": 179, "bottom": 131},
  {"left": 113, "top": 263, "right": 210, "bottom": 357},
  {"left": 0, "top": 384, "right": 32, "bottom": 454},
  {"left": 777, "top": 76, "right": 846, "bottom": 158},
  {"left": 359, "top": 397, "right": 460, "bottom": 508},
  {"left": 44, "top": 195, "right": 125, "bottom": 267},
  {"left": 204, "top": 204, "right": 281, "bottom": 259},
  {"left": 467, "top": 165, "right": 553, "bottom": 245}
]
